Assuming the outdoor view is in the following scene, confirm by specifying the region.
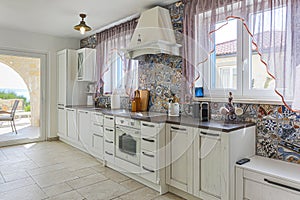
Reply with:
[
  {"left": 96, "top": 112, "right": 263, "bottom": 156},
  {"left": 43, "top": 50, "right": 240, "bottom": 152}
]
[{"left": 0, "top": 55, "right": 40, "bottom": 143}]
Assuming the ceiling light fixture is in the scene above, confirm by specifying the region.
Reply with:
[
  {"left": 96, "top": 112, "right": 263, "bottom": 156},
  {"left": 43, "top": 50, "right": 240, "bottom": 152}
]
[{"left": 74, "top": 14, "right": 92, "bottom": 35}]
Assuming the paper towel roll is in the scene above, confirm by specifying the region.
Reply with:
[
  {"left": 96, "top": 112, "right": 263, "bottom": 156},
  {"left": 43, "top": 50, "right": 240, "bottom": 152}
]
[
  {"left": 111, "top": 94, "right": 120, "bottom": 109},
  {"left": 87, "top": 95, "right": 93, "bottom": 106}
]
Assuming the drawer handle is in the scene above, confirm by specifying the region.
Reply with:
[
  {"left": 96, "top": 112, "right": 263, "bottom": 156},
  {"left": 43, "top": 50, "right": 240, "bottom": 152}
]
[
  {"left": 142, "top": 152, "right": 155, "bottom": 158},
  {"left": 200, "top": 131, "right": 220, "bottom": 137},
  {"left": 93, "top": 133, "right": 103, "bottom": 137},
  {"left": 142, "top": 138, "right": 155, "bottom": 143},
  {"left": 142, "top": 166, "right": 155, "bottom": 173},
  {"left": 105, "top": 128, "right": 114, "bottom": 132},
  {"left": 120, "top": 120, "right": 124, "bottom": 123},
  {"left": 58, "top": 107, "right": 64, "bottom": 110},
  {"left": 79, "top": 111, "right": 88, "bottom": 114},
  {"left": 105, "top": 116, "right": 114, "bottom": 120},
  {"left": 105, "top": 139, "right": 113, "bottom": 144},
  {"left": 171, "top": 126, "right": 187, "bottom": 131},
  {"left": 142, "top": 123, "right": 155, "bottom": 128},
  {"left": 105, "top": 151, "right": 113, "bottom": 156},
  {"left": 95, "top": 114, "right": 102, "bottom": 116},
  {"left": 264, "top": 178, "right": 300, "bottom": 193}
]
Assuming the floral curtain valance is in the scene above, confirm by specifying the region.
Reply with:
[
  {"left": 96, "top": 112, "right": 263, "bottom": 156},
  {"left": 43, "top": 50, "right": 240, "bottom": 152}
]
[{"left": 183, "top": 0, "right": 300, "bottom": 112}]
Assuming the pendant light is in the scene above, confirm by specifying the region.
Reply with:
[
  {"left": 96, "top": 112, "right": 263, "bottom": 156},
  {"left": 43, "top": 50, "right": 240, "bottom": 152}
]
[{"left": 74, "top": 14, "right": 92, "bottom": 35}]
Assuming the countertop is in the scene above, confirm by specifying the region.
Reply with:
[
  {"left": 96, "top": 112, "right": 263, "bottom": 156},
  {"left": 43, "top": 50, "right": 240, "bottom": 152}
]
[{"left": 66, "top": 105, "right": 255, "bottom": 132}]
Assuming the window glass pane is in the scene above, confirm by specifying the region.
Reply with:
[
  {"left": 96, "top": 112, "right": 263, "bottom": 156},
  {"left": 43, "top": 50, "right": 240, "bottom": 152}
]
[
  {"left": 212, "top": 19, "right": 237, "bottom": 89},
  {"left": 249, "top": 7, "right": 286, "bottom": 90}
]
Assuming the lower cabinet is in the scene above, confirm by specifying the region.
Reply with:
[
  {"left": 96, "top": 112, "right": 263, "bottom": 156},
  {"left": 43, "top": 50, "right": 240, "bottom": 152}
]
[
  {"left": 78, "top": 110, "right": 92, "bottom": 150},
  {"left": 66, "top": 108, "right": 78, "bottom": 142},
  {"left": 166, "top": 124, "right": 194, "bottom": 194},
  {"left": 236, "top": 156, "right": 300, "bottom": 200},
  {"left": 92, "top": 133, "right": 104, "bottom": 158},
  {"left": 57, "top": 107, "right": 66, "bottom": 137},
  {"left": 193, "top": 129, "right": 222, "bottom": 199}
]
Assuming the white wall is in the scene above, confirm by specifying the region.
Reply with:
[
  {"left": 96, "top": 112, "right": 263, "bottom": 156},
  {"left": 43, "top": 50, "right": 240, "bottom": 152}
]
[{"left": 0, "top": 28, "right": 80, "bottom": 138}]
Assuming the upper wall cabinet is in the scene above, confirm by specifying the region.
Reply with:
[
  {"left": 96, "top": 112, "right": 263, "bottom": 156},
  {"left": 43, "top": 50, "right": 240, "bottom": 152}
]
[{"left": 77, "top": 48, "right": 96, "bottom": 82}]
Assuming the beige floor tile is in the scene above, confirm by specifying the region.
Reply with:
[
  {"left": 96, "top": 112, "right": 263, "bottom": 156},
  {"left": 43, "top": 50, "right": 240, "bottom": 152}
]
[
  {"left": 66, "top": 173, "right": 108, "bottom": 189},
  {"left": 100, "top": 168, "right": 130, "bottom": 183},
  {"left": 32, "top": 168, "right": 79, "bottom": 188},
  {"left": 42, "top": 182, "right": 73, "bottom": 197},
  {"left": 119, "top": 179, "right": 145, "bottom": 192},
  {"left": 26, "top": 163, "right": 66, "bottom": 176},
  {"left": 0, "top": 177, "right": 34, "bottom": 193},
  {"left": 153, "top": 193, "right": 186, "bottom": 200},
  {"left": 2, "top": 170, "right": 30, "bottom": 182},
  {"left": 91, "top": 163, "right": 106, "bottom": 173},
  {"left": 77, "top": 179, "right": 129, "bottom": 200},
  {"left": 47, "top": 190, "right": 84, "bottom": 200},
  {"left": 0, "top": 183, "right": 47, "bottom": 200},
  {"left": 73, "top": 167, "right": 98, "bottom": 178},
  {"left": 118, "top": 187, "right": 159, "bottom": 200}
]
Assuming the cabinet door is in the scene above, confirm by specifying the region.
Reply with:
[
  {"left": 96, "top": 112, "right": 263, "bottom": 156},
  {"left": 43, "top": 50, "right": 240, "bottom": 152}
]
[
  {"left": 67, "top": 109, "right": 77, "bottom": 141},
  {"left": 57, "top": 107, "right": 66, "bottom": 137},
  {"left": 57, "top": 51, "right": 66, "bottom": 106},
  {"left": 166, "top": 125, "right": 193, "bottom": 194},
  {"left": 92, "top": 134, "right": 104, "bottom": 159},
  {"left": 77, "top": 50, "right": 84, "bottom": 80},
  {"left": 200, "top": 131, "right": 221, "bottom": 198},
  {"left": 78, "top": 110, "right": 91, "bottom": 149}
]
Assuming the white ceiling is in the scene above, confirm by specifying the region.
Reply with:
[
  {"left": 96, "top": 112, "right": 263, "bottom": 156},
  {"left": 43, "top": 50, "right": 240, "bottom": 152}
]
[{"left": 0, "top": 0, "right": 178, "bottom": 39}]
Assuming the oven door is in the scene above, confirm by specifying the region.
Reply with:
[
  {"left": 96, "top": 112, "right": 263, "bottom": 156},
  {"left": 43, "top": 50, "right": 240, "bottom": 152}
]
[{"left": 116, "top": 125, "right": 141, "bottom": 166}]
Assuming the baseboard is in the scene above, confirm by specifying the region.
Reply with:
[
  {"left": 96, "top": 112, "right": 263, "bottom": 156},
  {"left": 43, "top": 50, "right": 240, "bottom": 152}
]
[{"left": 47, "top": 136, "right": 59, "bottom": 141}]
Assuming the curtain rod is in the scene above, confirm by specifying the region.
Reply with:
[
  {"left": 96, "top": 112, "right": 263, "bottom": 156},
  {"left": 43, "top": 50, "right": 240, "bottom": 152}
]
[{"left": 89, "top": 13, "right": 140, "bottom": 36}]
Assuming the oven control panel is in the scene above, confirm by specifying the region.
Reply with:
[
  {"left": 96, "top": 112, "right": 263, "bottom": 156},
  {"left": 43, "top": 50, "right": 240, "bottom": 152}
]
[{"left": 116, "top": 117, "right": 141, "bottom": 129}]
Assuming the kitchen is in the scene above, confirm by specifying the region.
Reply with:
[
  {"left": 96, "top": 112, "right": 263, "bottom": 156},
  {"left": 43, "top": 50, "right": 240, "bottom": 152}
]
[{"left": 0, "top": 0, "right": 300, "bottom": 200}]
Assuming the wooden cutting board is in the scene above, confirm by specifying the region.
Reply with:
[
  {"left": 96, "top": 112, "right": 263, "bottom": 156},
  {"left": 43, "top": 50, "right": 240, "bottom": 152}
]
[{"left": 139, "top": 90, "right": 149, "bottom": 111}]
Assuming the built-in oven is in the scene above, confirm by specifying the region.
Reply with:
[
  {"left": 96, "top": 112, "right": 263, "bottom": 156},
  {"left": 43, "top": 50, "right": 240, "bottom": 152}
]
[{"left": 115, "top": 118, "right": 141, "bottom": 166}]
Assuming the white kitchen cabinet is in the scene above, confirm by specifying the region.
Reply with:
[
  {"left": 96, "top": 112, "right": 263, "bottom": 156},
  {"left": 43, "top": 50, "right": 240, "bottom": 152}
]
[
  {"left": 57, "top": 107, "right": 66, "bottom": 138},
  {"left": 77, "top": 48, "right": 96, "bottom": 82},
  {"left": 140, "top": 121, "right": 167, "bottom": 194},
  {"left": 166, "top": 124, "right": 193, "bottom": 194},
  {"left": 78, "top": 110, "right": 92, "bottom": 151},
  {"left": 103, "top": 115, "right": 115, "bottom": 164},
  {"left": 236, "top": 156, "right": 300, "bottom": 200},
  {"left": 66, "top": 108, "right": 78, "bottom": 142},
  {"left": 90, "top": 112, "right": 104, "bottom": 159},
  {"left": 194, "top": 129, "right": 222, "bottom": 199},
  {"left": 192, "top": 126, "right": 256, "bottom": 200}
]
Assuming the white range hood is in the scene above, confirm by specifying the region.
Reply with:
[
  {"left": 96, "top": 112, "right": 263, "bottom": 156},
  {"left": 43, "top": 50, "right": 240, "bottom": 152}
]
[{"left": 126, "top": 6, "right": 181, "bottom": 58}]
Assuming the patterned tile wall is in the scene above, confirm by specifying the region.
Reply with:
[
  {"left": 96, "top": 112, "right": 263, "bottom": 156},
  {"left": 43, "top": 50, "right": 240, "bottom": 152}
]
[{"left": 80, "top": 1, "right": 300, "bottom": 164}]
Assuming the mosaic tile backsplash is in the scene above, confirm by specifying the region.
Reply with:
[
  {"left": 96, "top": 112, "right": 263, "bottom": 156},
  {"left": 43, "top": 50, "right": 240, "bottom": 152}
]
[{"left": 80, "top": 0, "right": 300, "bottom": 164}]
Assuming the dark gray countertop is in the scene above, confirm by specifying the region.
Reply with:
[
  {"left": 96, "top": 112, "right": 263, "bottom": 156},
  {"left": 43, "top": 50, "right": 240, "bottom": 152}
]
[{"left": 66, "top": 106, "right": 255, "bottom": 132}]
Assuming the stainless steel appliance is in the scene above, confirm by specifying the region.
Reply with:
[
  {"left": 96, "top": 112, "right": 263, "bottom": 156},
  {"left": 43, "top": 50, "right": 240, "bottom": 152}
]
[{"left": 115, "top": 119, "right": 141, "bottom": 166}]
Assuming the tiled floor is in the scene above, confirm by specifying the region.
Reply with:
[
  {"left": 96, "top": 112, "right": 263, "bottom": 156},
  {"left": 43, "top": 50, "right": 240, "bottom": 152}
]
[{"left": 0, "top": 141, "right": 185, "bottom": 200}]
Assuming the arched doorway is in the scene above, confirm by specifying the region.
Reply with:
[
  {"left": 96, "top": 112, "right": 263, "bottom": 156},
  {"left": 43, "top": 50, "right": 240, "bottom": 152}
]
[{"left": 0, "top": 54, "right": 41, "bottom": 143}]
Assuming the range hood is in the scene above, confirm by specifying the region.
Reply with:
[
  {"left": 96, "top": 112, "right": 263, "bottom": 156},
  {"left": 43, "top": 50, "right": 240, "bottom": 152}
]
[{"left": 126, "top": 6, "right": 181, "bottom": 58}]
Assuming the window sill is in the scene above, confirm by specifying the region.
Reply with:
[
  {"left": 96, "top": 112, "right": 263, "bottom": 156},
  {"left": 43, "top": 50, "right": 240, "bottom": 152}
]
[{"left": 193, "top": 97, "right": 292, "bottom": 105}]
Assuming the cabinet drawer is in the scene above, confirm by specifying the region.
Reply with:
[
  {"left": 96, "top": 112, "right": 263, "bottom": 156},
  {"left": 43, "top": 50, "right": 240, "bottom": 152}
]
[
  {"left": 104, "top": 115, "right": 115, "bottom": 127},
  {"left": 104, "top": 127, "right": 115, "bottom": 141},
  {"left": 140, "top": 165, "right": 157, "bottom": 184},
  {"left": 141, "top": 121, "right": 159, "bottom": 137},
  {"left": 141, "top": 150, "right": 157, "bottom": 170},
  {"left": 91, "top": 122, "right": 103, "bottom": 134},
  {"left": 91, "top": 112, "right": 103, "bottom": 124},
  {"left": 141, "top": 136, "right": 157, "bottom": 152}
]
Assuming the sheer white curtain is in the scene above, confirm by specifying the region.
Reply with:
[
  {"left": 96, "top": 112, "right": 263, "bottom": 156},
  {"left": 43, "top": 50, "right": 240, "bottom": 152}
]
[
  {"left": 96, "top": 19, "right": 138, "bottom": 96},
  {"left": 183, "top": 0, "right": 300, "bottom": 112}
]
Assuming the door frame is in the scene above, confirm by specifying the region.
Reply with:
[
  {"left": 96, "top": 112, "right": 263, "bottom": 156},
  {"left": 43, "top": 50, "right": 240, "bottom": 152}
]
[{"left": 0, "top": 47, "right": 48, "bottom": 146}]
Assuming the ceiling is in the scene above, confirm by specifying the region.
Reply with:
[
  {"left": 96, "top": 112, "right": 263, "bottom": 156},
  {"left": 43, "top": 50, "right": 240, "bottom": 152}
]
[{"left": 0, "top": 0, "right": 178, "bottom": 39}]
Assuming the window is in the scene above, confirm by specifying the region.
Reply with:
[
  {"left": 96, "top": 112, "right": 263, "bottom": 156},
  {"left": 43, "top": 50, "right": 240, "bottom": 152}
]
[
  {"left": 197, "top": 6, "right": 289, "bottom": 100},
  {"left": 103, "top": 40, "right": 138, "bottom": 95}
]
